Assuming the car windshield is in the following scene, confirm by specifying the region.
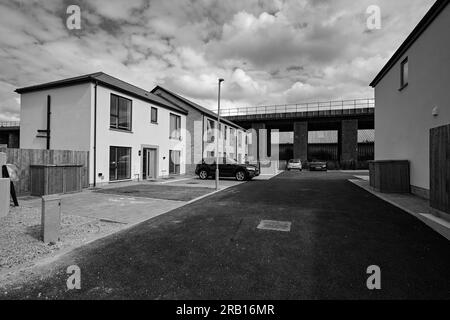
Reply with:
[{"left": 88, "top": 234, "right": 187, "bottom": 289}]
[
  {"left": 289, "top": 159, "right": 301, "bottom": 163},
  {"left": 225, "top": 158, "right": 237, "bottom": 164}
]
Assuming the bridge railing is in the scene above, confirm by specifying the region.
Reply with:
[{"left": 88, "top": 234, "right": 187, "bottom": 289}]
[
  {"left": 220, "top": 98, "right": 374, "bottom": 117},
  {"left": 0, "top": 121, "right": 20, "bottom": 127}
]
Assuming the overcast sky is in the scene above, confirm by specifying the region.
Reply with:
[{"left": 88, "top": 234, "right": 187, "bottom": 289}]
[{"left": 0, "top": 0, "right": 435, "bottom": 121}]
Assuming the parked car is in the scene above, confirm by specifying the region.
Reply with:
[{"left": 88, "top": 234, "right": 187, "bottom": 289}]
[
  {"left": 308, "top": 160, "right": 327, "bottom": 171},
  {"left": 195, "top": 158, "right": 260, "bottom": 181},
  {"left": 286, "top": 159, "right": 302, "bottom": 171}
]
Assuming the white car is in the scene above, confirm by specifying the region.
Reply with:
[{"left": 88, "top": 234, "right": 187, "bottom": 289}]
[{"left": 287, "top": 159, "right": 302, "bottom": 171}]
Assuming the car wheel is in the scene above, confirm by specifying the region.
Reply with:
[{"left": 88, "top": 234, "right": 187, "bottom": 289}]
[
  {"left": 199, "top": 170, "right": 208, "bottom": 180},
  {"left": 235, "top": 170, "right": 246, "bottom": 181}
]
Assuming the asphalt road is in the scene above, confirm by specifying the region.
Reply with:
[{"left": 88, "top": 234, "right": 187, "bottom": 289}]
[{"left": 2, "top": 171, "right": 450, "bottom": 299}]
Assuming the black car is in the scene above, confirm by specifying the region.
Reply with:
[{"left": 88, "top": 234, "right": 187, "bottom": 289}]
[
  {"left": 195, "top": 158, "right": 259, "bottom": 181},
  {"left": 308, "top": 160, "right": 328, "bottom": 171}
]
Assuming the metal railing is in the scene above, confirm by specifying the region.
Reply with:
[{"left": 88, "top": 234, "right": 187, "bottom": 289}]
[
  {"left": 0, "top": 121, "right": 20, "bottom": 127},
  {"left": 220, "top": 98, "right": 374, "bottom": 117}
]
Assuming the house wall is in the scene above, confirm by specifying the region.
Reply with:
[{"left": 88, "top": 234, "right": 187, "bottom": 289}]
[
  {"left": 151, "top": 89, "right": 203, "bottom": 174},
  {"left": 374, "top": 5, "right": 450, "bottom": 194},
  {"left": 19, "top": 83, "right": 186, "bottom": 185},
  {"left": 152, "top": 88, "right": 248, "bottom": 172},
  {"left": 20, "top": 83, "right": 92, "bottom": 151},
  {"left": 94, "top": 85, "right": 186, "bottom": 184},
  {"left": 203, "top": 116, "right": 247, "bottom": 163}
]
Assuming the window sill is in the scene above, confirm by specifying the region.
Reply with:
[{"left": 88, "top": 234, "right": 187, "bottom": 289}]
[
  {"left": 398, "top": 83, "right": 408, "bottom": 92},
  {"left": 169, "top": 137, "right": 182, "bottom": 141},
  {"left": 110, "top": 128, "right": 133, "bottom": 134},
  {"left": 151, "top": 122, "right": 158, "bottom": 125}
]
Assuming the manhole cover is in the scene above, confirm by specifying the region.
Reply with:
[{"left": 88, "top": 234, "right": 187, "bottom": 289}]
[{"left": 257, "top": 220, "right": 291, "bottom": 232}]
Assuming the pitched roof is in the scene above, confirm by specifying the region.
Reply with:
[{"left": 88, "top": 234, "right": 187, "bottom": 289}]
[
  {"left": 151, "top": 85, "right": 244, "bottom": 130},
  {"left": 370, "top": 0, "right": 449, "bottom": 87},
  {"left": 15, "top": 72, "right": 188, "bottom": 114}
]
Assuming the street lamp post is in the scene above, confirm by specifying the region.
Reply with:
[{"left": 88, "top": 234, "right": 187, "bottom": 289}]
[{"left": 216, "top": 78, "right": 224, "bottom": 191}]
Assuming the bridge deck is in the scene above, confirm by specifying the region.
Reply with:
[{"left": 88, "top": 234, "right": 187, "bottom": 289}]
[{"left": 224, "top": 107, "right": 374, "bottom": 122}]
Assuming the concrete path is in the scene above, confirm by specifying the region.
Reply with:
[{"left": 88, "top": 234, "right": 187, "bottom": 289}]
[
  {"left": 19, "top": 191, "right": 186, "bottom": 225},
  {"left": 3, "top": 171, "right": 450, "bottom": 299}
]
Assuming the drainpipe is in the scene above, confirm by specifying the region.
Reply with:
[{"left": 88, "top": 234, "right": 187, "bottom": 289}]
[
  {"left": 46, "top": 95, "right": 51, "bottom": 150},
  {"left": 93, "top": 82, "right": 98, "bottom": 187}
]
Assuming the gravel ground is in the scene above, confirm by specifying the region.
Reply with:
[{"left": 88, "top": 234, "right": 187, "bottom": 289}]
[{"left": 0, "top": 204, "right": 123, "bottom": 280}]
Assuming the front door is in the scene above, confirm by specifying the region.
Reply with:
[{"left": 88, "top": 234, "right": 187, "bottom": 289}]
[
  {"left": 143, "top": 148, "right": 157, "bottom": 180},
  {"left": 169, "top": 150, "right": 181, "bottom": 175}
]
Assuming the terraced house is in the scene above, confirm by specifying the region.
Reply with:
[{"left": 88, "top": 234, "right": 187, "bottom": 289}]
[
  {"left": 16, "top": 72, "right": 188, "bottom": 186},
  {"left": 151, "top": 86, "right": 248, "bottom": 174}
]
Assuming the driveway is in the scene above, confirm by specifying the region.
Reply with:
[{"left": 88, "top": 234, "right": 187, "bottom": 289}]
[{"left": 2, "top": 171, "right": 450, "bottom": 299}]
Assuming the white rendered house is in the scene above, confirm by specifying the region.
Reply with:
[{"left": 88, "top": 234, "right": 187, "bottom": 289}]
[{"left": 16, "top": 72, "right": 187, "bottom": 186}]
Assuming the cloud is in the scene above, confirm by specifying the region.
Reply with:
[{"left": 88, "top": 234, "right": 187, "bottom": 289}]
[{"left": 0, "top": 0, "right": 436, "bottom": 120}]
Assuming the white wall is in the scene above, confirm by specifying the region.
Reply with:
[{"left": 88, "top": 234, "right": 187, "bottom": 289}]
[
  {"left": 374, "top": 5, "right": 450, "bottom": 190},
  {"left": 19, "top": 82, "right": 186, "bottom": 185},
  {"left": 20, "top": 83, "right": 92, "bottom": 151},
  {"left": 94, "top": 86, "right": 186, "bottom": 184}
]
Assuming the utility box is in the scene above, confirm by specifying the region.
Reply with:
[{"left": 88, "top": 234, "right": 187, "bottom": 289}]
[
  {"left": 369, "top": 160, "right": 410, "bottom": 193},
  {"left": 41, "top": 195, "right": 61, "bottom": 244},
  {"left": 0, "top": 178, "right": 10, "bottom": 218}
]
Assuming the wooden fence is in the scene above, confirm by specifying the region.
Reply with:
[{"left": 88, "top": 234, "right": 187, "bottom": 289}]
[
  {"left": 0, "top": 148, "right": 89, "bottom": 195},
  {"left": 430, "top": 124, "right": 450, "bottom": 214}
]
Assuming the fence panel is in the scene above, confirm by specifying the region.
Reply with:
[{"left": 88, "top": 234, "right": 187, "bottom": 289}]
[
  {"left": 0, "top": 148, "right": 89, "bottom": 195},
  {"left": 430, "top": 125, "right": 450, "bottom": 214}
]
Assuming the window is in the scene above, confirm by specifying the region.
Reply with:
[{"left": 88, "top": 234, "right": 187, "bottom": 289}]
[
  {"left": 207, "top": 119, "right": 215, "bottom": 142},
  {"left": 207, "top": 151, "right": 215, "bottom": 158},
  {"left": 224, "top": 126, "right": 227, "bottom": 140},
  {"left": 169, "top": 150, "right": 181, "bottom": 174},
  {"left": 109, "top": 146, "right": 131, "bottom": 181},
  {"left": 110, "top": 94, "right": 132, "bottom": 131},
  {"left": 169, "top": 113, "right": 181, "bottom": 139},
  {"left": 230, "top": 128, "right": 235, "bottom": 146},
  {"left": 151, "top": 107, "right": 158, "bottom": 123},
  {"left": 400, "top": 57, "right": 408, "bottom": 89},
  {"left": 238, "top": 131, "right": 242, "bottom": 147}
]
